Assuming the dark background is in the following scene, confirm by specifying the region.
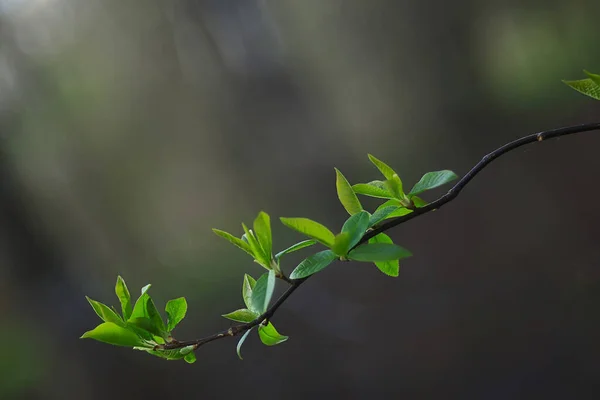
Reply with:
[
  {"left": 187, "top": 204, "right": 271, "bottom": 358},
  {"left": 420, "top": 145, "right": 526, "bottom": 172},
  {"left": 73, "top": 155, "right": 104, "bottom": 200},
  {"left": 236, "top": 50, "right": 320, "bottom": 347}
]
[{"left": 1, "top": 0, "right": 600, "bottom": 398}]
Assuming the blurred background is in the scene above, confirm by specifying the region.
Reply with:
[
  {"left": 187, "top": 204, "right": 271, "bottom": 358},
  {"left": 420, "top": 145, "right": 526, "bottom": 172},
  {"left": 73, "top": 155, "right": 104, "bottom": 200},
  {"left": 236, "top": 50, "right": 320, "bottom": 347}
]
[{"left": 1, "top": 0, "right": 600, "bottom": 398}]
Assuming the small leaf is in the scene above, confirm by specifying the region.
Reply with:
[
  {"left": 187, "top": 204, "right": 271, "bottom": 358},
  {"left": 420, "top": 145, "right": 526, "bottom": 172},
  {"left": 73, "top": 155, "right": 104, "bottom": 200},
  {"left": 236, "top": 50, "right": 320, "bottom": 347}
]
[
  {"left": 385, "top": 207, "right": 413, "bottom": 218},
  {"left": 348, "top": 243, "right": 412, "bottom": 262},
  {"left": 81, "top": 322, "right": 149, "bottom": 348},
  {"left": 179, "top": 345, "right": 195, "bottom": 355},
  {"left": 368, "top": 233, "right": 399, "bottom": 277},
  {"left": 258, "top": 322, "right": 288, "bottom": 346},
  {"left": 212, "top": 229, "right": 254, "bottom": 257},
  {"left": 331, "top": 232, "right": 351, "bottom": 256},
  {"left": 280, "top": 217, "right": 335, "bottom": 247},
  {"left": 184, "top": 352, "right": 197, "bottom": 364},
  {"left": 352, "top": 181, "right": 394, "bottom": 199},
  {"left": 250, "top": 270, "right": 276, "bottom": 314},
  {"left": 242, "top": 274, "right": 256, "bottom": 310},
  {"left": 335, "top": 168, "right": 362, "bottom": 215},
  {"left": 222, "top": 309, "right": 260, "bottom": 323},
  {"left": 368, "top": 206, "right": 399, "bottom": 227},
  {"left": 253, "top": 211, "right": 273, "bottom": 258},
  {"left": 340, "top": 210, "right": 371, "bottom": 250},
  {"left": 411, "top": 196, "right": 428, "bottom": 208},
  {"left": 242, "top": 223, "right": 270, "bottom": 269},
  {"left": 237, "top": 329, "right": 253, "bottom": 360},
  {"left": 384, "top": 174, "right": 404, "bottom": 199},
  {"left": 165, "top": 297, "right": 187, "bottom": 332},
  {"left": 563, "top": 78, "right": 600, "bottom": 100},
  {"left": 584, "top": 70, "right": 600, "bottom": 87},
  {"left": 409, "top": 170, "right": 458, "bottom": 196},
  {"left": 367, "top": 154, "right": 396, "bottom": 180},
  {"left": 129, "top": 293, "right": 166, "bottom": 338},
  {"left": 86, "top": 297, "right": 125, "bottom": 326},
  {"left": 115, "top": 276, "right": 132, "bottom": 320},
  {"left": 289, "top": 250, "right": 337, "bottom": 279},
  {"left": 274, "top": 240, "right": 317, "bottom": 261}
]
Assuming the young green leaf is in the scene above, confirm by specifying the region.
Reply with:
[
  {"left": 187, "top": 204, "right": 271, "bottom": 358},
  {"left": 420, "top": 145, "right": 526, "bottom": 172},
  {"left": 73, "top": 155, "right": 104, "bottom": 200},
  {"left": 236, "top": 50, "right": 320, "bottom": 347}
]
[
  {"left": 184, "top": 352, "right": 197, "bottom": 364},
  {"left": 258, "top": 322, "right": 289, "bottom": 346},
  {"left": 331, "top": 232, "right": 351, "bottom": 256},
  {"left": 368, "top": 233, "right": 399, "bottom": 277},
  {"left": 274, "top": 240, "right": 317, "bottom": 261},
  {"left": 242, "top": 223, "right": 270, "bottom": 269},
  {"left": 222, "top": 308, "right": 260, "bottom": 323},
  {"left": 348, "top": 243, "right": 412, "bottom": 262},
  {"left": 341, "top": 210, "right": 371, "bottom": 250},
  {"left": 409, "top": 170, "right": 458, "bottom": 196},
  {"left": 129, "top": 293, "right": 167, "bottom": 338},
  {"left": 386, "top": 207, "right": 413, "bottom": 218},
  {"left": 411, "top": 196, "right": 428, "bottom": 208},
  {"left": 253, "top": 211, "right": 273, "bottom": 258},
  {"left": 242, "top": 274, "right": 256, "bottom": 310},
  {"left": 335, "top": 168, "right": 362, "bottom": 215},
  {"left": 352, "top": 181, "right": 394, "bottom": 199},
  {"left": 384, "top": 174, "right": 405, "bottom": 199},
  {"left": 179, "top": 345, "right": 195, "bottom": 355},
  {"left": 128, "top": 317, "right": 165, "bottom": 338},
  {"left": 212, "top": 229, "right": 254, "bottom": 257},
  {"left": 250, "top": 270, "right": 276, "bottom": 314},
  {"left": 165, "top": 297, "right": 187, "bottom": 332},
  {"left": 289, "top": 250, "right": 338, "bottom": 279},
  {"left": 237, "top": 329, "right": 253, "bottom": 360},
  {"left": 368, "top": 206, "right": 399, "bottom": 227},
  {"left": 280, "top": 217, "right": 335, "bottom": 247},
  {"left": 376, "top": 199, "right": 402, "bottom": 210},
  {"left": 563, "top": 78, "right": 600, "bottom": 100},
  {"left": 86, "top": 297, "right": 125, "bottom": 326},
  {"left": 81, "top": 322, "right": 150, "bottom": 348},
  {"left": 367, "top": 154, "right": 396, "bottom": 180},
  {"left": 115, "top": 276, "right": 132, "bottom": 320}
]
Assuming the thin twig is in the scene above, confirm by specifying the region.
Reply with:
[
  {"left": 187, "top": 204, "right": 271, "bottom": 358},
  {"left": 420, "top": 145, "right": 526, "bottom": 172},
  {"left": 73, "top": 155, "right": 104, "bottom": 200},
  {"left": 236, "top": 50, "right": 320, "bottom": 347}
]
[{"left": 163, "top": 122, "right": 600, "bottom": 351}]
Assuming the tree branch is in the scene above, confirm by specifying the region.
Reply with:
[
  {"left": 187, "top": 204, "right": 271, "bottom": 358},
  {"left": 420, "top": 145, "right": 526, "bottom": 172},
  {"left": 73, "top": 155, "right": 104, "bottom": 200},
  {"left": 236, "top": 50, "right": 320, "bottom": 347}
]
[{"left": 162, "top": 122, "right": 600, "bottom": 351}]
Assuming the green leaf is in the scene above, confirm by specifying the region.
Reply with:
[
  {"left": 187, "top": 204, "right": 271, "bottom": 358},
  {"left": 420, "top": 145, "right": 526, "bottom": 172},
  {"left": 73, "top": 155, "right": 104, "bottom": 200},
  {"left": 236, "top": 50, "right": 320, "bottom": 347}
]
[
  {"left": 128, "top": 317, "right": 165, "bottom": 338},
  {"left": 348, "top": 243, "right": 412, "bottom": 262},
  {"left": 563, "top": 78, "right": 600, "bottom": 100},
  {"left": 222, "top": 308, "right": 260, "bottom": 323},
  {"left": 253, "top": 211, "right": 273, "bottom": 258},
  {"left": 129, "top": 293, "right": 166, "bottom": 338},
  {"left": 409, "top": 170, "right": 458, "bottom": 195},
  {"left": 289, "top": 250, "right": 337, "bottom": 279},
  {"left": 376, "top": 199, "right": 401, "bottom": 210},
  {"left": 242, "top": 274, "right": 256, "bottom": 310},
  {"left": 411, "top": 196, "right": 428, "bottom": 208},
  {"left": 258, "top": 322, "right": 289, "bottom": 346},
  {"left": 384, "top": 174, "right": 404, "bottom": 199},
  {"left": 335, "top": 168, "right": 362, "bottom": 215},
  {"left": 236, "top": 329, "right": 253, "bottom": 360},
  {"left": 280, "top": 217, "right": 335, "bottom": 247},
  {"left": 242, "top": 223, "right": 270, "bottom": 269},
  {"left": 115, "top": 276, "right": 132, "bottom": 320},
  {"left": 584, "top": 70, "right": 600, "bottom": 87},
  {"left": 165, "top": 297, "right": 187, "bottom": 332},
  {"left": 86, "top": 297, "right": 125, "bottom": 326},
  {"left": 368, "top": 233, "right": 399, "bottom": 277},
  {"left": 341, "top": 210, "right": 371, "bottom": 249},
  {"left": 212, "top": 229, "right": 254, "bottom": 257},
  {"left": 179, "top": 345, "right": 195, "bottom": 355},
  {"left": 274, "top": 240, "right": 317, "bottom": 261},
  {"left": 352, "top": 181, "right": 394, "bottom": 199},
  {"left": 368, "top": 206, "right": 399, "bottom": 227},
  {"left": 385, "top": 207, "right": 413, "bottom": 218},
  {"left": 250, "top": 270, "right": 276, "bottom": 314},
  {"left": 184, "top": 352, "right": 197, "bottom": 364},
  {"left": 81, "top": 322, "right": 150, "bottom": 348},
  {"left": 331, "top": 232, "right": 351, "bottom": 256},
  {"left": 367, "top": 154, "right": 396, "bottom": 180}
]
